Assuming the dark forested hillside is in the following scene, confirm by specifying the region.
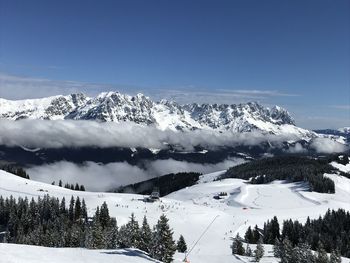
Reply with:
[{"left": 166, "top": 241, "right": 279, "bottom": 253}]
[
  {"left": 222, "top": 156, "right": 342, "bottom": 193},
  {"left": 114, "top": 172, "right": 201, "bottom": 196}
]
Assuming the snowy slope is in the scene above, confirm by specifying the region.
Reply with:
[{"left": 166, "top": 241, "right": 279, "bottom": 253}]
[
  {"left": 0, "top": 244, "right": 160, "bottom": 263},
  {"left": 0, "top": 92, "right": 317, "bottom": 139},
  {"left": 1, "top": 169, "right": 350, "bottom": 262}
]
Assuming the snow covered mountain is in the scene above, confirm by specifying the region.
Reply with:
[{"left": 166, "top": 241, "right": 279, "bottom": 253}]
[{"left": 0, "top": 92, "right": 315, "bottom": 138}]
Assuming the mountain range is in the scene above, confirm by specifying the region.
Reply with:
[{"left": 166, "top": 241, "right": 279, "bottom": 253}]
[{"left": 0, "top": 91, "right": 320, "bottom": 140}]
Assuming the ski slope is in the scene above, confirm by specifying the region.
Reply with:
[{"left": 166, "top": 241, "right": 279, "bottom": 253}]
[
  {"left": 0, "top": 243, "right": 160, "bottom": 263},
  {"left": 1, "top": 169, "right": 350, "bottom": 263}
]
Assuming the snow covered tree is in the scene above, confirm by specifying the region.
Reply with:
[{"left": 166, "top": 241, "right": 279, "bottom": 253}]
[
  {"left": 99, "top": 202, "right": 110, "bottom": 229},
  {"left": 177, "top": 234, "right": 187, "bottom": 253},
  {"left": 231, "top": 234, "right": 245, "bottom": 255},
  {"left": 245, "top": 244, "right": 253, "bottom": 257},
  {"left": 280, "top": 238, "right": 294, "bottom": 263},
  {"left": 138, "top": 216, "right": 152, "bottom": 253},
  {"left": 117, "top": 213, "right": 140, "bottom": 248},
  {"left": 253, "top": 239, "right": 264, "bottom": 262},
  {"left": 317, "top": 243, "right": 330, "bottom": 263},
  {"left": 330, "top": 250, "right": 342, "bottom": 263},
  {"left": 150, "top": 214, "right": 176, "bottom": 263},
  {"left": 88, "top": 217, "right": 104, "bottom": 249},
  {"left": 292, "top": 243, "right": 316, "bottom": 263},
  {"left": 105, "top": 218, "right": 118, "bottom": 249}
]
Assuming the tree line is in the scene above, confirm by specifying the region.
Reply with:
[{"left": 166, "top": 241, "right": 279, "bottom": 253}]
[
  {"left": 0, "top": 195, "right": 187, "bottom": 263},
  {"left": 51, "top": 180, "right": 86, "bottom": 191},
  {"left": 0, "top": 164, "right": 30, "bottom": 179},
  {"left": 222, "top": 156, "right": 339, "bottom": 193}
]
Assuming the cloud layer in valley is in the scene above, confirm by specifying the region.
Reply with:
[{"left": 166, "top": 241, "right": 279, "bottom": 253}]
[{"left": 27, "top": 158, "right": 245, "bottom": 191}]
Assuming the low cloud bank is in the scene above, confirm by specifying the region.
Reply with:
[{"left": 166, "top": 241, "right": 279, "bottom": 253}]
[
  {"left": 27, "top": 158, "right": 245, "bottom": 191},
  {"left": 0, "top": 119, "right": 298, "bottom": 150},
  {"left": 0, "top": 119, "right": 347, "bottom": 154},
  {"left": 310, "top": 138, "right": 348, "bottom": 154}
]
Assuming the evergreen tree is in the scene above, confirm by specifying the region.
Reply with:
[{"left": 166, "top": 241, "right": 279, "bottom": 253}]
[
  {"left": 68, "top": 197, "right": 75, "bottom": 222},
  {"left": 138, "top": 216, "right": 152, "bottom": 253},
  {"left": 253, "top": 239, "right": 264, "bottom": 262},
  {"left": 74, "top": 197, "right": 81, "bottom": 221},
  {"left": 330, "top": 250, "right": 342, "bottom": 263},
  {"left": 99, "top": 202, "right": 110, "bottom": 229},
  {"left": 244, "top": 226, "right": 254, "bottom": 243},
  {"left": 245, "top": 244, "right": 253, "bottom": 257},
  {"left": 231, "top": 234, "right": 245, "bottom": 255},
  {"left": 292, "top": 243, "right": 316, "bottom": 263},
  {"left": 177, "top": 234, "right": 187, "bottom": 253},
  {"left": 81, "top": 199, "right": 88, "bottom": 222},
  {"left": 105, "top": 218, "right": 118, "bottom": 249},
  {"left": 150, "top": 214, "right": 176, "bottom": 263},
  {"left": 58, "top": 180, "right": 62, "bottom": 187},
  {"left": 317, "top": 242, "right": 330, "bottom": 263},
  {"left": 280, "top": 238, "right": 294, "bottom": 263}
]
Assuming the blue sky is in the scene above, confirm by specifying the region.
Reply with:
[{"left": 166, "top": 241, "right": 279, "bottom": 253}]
[{"left": 0, "top": 0, "right": 349, "bottom": 129}]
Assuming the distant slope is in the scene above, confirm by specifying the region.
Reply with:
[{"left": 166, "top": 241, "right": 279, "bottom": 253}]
[{"left": 221, "top": 156, "right": 346, "bottom": 193}]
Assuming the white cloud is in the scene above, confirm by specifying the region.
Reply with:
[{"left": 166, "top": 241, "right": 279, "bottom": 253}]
[
  {"left": 310, "top": 138, "right": 348, "bottom": 154},
  {"left": 27, "top": 158, "right": 244, "bottom": 191},
  {"left": 285, "top": 143, "right": 307, "bottom": 154},
  {"left": 0, "top": 119, "right": 299, "bottom": 150}
]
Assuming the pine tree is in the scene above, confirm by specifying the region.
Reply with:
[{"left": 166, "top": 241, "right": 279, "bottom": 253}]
[
  {"left": 273, "top": 238, "right": 283, "bottom": 258},
  {"left": 138, "top": 216, "right": 152, "bottom": 253},
  {"left": 244, "top": 226, "right": 254, "bottom": 243},
  {"left": 81, "top": 199, "right": 88, "bottom": 222},
  {"left": 127, "top": 213, "right": 140, "bottom": 248},
  {"left": 68, "top": 197, "right": 75, "bottom": 222},
  {"left": 231, "top": 234, "right": 245, "bottom": 255},
  {"left": 87, "top": 210, "right": 105, "bottom": 249},
  {"left": 317, "top": 243, "right": 330, "bottom": 263},
  {"left": 105, "top": 218, "right": 118, "bottom": 249},
  {"left": 330, "top": 250, "right": 342, "bottom": 263},
  {"left": 99, "top": 202, "right": 110, "bottom": 229},
  {"left": 245, "top": 244, "right": 253, "bottom": 257},
  {"left": 150, "top": 214, "right": 176, "bottom": 263},
  {"left": 58, "top": 180, "right": 62, "bottom": 187},
  {"left": 177, "top": 234, "right": 187, "bottom": 253},
  {"left": 280, "top": 238, "right": 294, "bottom": 263},
  {"left": 74, "top": 197, "right": 81, "bottom": 221},
  {"left": 253, "top": 239, "right": 264, "bottom": 262},
  {"left": 293, "top": 243, "right": 315, "bottom": 263}
]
